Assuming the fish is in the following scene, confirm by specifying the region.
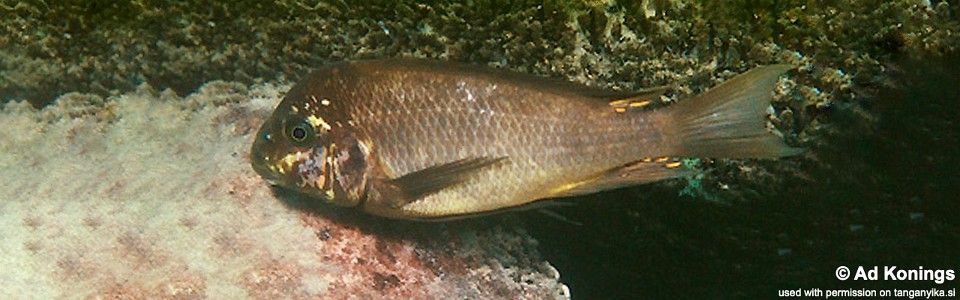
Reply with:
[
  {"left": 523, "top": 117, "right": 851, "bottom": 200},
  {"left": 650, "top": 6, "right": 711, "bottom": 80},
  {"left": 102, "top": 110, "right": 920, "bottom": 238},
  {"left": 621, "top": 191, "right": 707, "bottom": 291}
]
[{"left": 250, "top": 59, "right": 802, "bottom": 220}]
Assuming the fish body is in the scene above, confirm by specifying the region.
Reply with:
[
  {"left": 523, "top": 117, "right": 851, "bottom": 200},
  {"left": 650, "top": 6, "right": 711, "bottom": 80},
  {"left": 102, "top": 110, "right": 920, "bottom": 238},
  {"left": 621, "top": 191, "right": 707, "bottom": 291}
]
[{"left": 250, "top": 59, "right": 799, "bottom": 220}]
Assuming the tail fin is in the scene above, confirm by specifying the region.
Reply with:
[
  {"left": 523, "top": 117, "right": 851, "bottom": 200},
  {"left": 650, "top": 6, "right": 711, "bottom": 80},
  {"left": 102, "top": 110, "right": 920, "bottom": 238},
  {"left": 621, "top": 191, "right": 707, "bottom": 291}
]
[{"left": 664, "top": 65, "right": 803, "bottom": 158}]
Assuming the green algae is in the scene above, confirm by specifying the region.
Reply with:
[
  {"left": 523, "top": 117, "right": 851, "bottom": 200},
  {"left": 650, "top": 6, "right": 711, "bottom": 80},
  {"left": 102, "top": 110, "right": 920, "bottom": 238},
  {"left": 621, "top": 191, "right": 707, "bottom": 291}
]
[{"left": 4, "top": 0, "right": 956, "bottom": 108}]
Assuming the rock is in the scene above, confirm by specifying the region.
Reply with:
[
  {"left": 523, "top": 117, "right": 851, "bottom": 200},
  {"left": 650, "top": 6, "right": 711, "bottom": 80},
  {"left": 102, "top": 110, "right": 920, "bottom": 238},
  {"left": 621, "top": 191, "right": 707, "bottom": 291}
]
[{"left": 0, "top": 83, "right": 569, "bottom": 299}]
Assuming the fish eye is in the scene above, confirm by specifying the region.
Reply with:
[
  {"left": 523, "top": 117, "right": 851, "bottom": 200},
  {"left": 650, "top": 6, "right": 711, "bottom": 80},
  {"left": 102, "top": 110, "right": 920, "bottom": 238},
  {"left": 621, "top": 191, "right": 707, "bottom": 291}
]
[{"left": 286, "top": 121, "right": 314, "bottom": 145}]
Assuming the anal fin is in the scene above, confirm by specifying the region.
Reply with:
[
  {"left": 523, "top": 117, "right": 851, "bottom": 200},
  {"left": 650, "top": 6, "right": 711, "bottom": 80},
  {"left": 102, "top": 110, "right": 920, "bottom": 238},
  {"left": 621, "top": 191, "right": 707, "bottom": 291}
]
[{"left": 550, "top": 159, "right": 696, "bottom": 198}]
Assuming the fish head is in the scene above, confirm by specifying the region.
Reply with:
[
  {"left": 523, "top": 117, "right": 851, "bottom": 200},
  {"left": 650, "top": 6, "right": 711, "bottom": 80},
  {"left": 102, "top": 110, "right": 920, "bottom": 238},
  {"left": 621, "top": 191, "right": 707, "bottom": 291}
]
[{"left": 250, "top": 85, "right": 369, "bottom": 207}]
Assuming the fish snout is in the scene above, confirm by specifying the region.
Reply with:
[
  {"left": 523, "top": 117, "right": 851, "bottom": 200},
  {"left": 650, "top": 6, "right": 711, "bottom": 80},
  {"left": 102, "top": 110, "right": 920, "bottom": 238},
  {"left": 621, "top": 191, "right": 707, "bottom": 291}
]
[{"left": 250, "top": 145, "right": 279, "bottom": 184}]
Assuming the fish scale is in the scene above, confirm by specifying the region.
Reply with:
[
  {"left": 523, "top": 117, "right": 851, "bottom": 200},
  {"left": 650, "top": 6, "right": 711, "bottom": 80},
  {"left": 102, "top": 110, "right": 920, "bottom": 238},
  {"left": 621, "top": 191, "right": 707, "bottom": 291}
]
[
  {"left": 346, "top": 69, "right": 660, "bottom": 217},
  {"left": 250, "top": 59, "right": 800, "bottom": 220}
]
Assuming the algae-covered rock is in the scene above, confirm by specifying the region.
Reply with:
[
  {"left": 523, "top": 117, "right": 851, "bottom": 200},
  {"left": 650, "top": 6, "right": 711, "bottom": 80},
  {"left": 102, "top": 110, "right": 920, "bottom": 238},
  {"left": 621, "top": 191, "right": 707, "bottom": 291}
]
[{"left": 0, "top": 83, "right": 568, "bottom": 299}]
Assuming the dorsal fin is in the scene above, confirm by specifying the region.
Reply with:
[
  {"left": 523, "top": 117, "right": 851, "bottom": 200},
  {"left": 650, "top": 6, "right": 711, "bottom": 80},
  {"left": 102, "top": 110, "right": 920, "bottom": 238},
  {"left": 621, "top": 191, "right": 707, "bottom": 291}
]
[
  {"left": 605, "top": 84, "right": 674, "bottom": 113},
  {"left": 365, "top": 58, "right": 674, "bottom": 108}
]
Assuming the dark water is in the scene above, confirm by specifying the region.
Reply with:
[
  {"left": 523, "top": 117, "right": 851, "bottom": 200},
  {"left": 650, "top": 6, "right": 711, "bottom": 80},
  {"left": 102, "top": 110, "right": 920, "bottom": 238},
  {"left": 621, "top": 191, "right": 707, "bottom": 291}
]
[{"left": 523, "top": 55, "right": 960, "bottom": 299}]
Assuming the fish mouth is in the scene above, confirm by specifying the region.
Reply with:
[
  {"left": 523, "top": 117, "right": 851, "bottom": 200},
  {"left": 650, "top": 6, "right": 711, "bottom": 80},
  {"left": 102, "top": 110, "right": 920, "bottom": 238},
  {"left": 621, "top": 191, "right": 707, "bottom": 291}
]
[
  {"left": 251, "top": 158, "right": 279, "bottom": 183},
  {"left": 250, "top": 146, "right": 281, "bottom": 184}
]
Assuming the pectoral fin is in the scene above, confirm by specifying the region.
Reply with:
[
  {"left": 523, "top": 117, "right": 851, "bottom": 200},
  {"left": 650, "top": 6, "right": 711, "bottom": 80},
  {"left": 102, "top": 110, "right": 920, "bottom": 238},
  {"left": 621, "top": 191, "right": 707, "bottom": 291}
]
[{"left": 378, "top": 156, "right": 507, "bottom": 208}]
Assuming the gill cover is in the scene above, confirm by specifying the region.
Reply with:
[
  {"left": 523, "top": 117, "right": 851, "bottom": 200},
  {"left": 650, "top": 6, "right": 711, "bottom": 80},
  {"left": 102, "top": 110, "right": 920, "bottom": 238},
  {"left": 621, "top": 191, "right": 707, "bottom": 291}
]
[{"left": 324, "top": 133, "right": 369, "bottom": 206}]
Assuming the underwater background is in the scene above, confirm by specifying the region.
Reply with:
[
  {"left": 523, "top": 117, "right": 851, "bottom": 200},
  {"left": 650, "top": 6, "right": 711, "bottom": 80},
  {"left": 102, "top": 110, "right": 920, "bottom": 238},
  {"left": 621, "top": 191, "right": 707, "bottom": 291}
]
[{"left": 1, "top": 0, "right": 958, "bottom": 299}]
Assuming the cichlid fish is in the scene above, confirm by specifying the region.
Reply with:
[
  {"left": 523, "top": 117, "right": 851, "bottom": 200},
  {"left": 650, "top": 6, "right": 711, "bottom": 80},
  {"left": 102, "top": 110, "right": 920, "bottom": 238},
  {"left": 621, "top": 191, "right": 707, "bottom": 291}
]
[{"left": 250, "top": 59, "right": 801, "bottom": 220}]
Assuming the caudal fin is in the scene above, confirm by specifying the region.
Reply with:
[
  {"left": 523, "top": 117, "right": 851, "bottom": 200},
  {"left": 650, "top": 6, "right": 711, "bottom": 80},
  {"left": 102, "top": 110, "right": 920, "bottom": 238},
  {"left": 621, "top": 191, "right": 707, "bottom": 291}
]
[{"left": 664, "top": 65, "right": 803, "bottom": 158}]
